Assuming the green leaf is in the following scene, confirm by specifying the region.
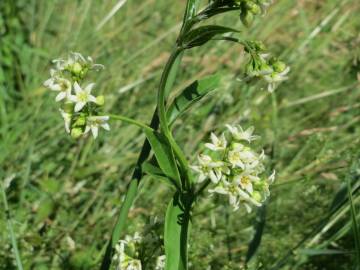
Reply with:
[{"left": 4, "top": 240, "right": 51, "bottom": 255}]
[
  {"left": 246, "top": 205, "right": 267, "bottom": 263},
  {"left": 164, "top": 194, "right": 191, "bottom": 270},
  {"left": 142, "top": 161, "right": 177, "bottom": 189},
  {"left": 347, "top": 159, "right": 360, "bottom": 268},
  {"left": 182, "top": 25, "right": 239, "bottom": 48},
  {"left": 183, "top": 0, "right": 198, "bottom": 24},
  {"left": 167, "top": 74, "right": 221, "bottom": 124},
  {"left": 144, "top": 129, "right": 182, "bottom": 189},
  {"left": 299, "top": 248, "right": 351, "bottom": 256}
]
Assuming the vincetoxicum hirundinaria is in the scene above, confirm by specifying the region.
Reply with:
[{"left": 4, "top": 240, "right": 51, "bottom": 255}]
[{"left": 44, "top": 1, "right": 289, "bottom": 269}]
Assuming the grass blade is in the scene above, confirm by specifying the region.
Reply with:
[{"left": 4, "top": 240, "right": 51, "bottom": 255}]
[
  {"left": 0, "top": 181, "right": 24, "bottom": 270},
  {"left": 347, "top": 159, "right": 360, "bottom": 269}
]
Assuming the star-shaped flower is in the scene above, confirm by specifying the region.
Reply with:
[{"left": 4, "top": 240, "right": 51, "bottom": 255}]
[
  {"left": 190, "top": 154, "right": 226, "bottom": 184},
  {"left": 226, "top": 125, "right": 259, "bottom": 143},
  {"left": 69, "top": 82, "right": 97, "bottom": 112},
  {"left": 264, "top": 66, "right": 290, "bottom": 92},
  {"left": 44, "top": 69, "right": 72, "bottom": 102},
  {"left": 205, "top": 132, "right": 227, "bottom": 151},
  {"left": 84, "top": 116, "right": 110, "bottom": 139},
  {"left": 59, "top": 109, "right": 72, "bottom": 133}
]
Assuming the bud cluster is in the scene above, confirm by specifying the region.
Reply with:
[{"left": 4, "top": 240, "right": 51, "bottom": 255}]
[
  {"left": 43, "top": 52, "right": 110, "bottom": 139},
  {"left": 191, "top": 124, "right": 275, "bottom": 212},
  {"left": 244, "top": 41, "right": 290, "bottom": 92},
  {"left": 222, "top": 0, "right": 272, "bottom": 26}
]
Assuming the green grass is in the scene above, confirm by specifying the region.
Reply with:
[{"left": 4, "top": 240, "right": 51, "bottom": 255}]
[{"left": 1, "top": 0, "right": 360, "bottom": 269}]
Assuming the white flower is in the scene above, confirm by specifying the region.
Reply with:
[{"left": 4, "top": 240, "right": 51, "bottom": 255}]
[
  {"left": 268, "top": 170, "right": 276, "bottom": 184},
  {"left": 205, "top": 133, "right": 227, "bottom": 151},
  {"left": 228, "top": 145, "right": 259, "bottom": 170},
  {"left": 69, "top": 82, "right": 97, "bottom": 112},
  {"left": 53, "top": 52, "right": 104, "bottom": 72},
  {"left": 234, "top": 173, "right": 260, "bottom": 194},
  {"left": 226, "top": 125, "right": 259, "bottom": 143},
  {"left": 84, "top": 115, "right": 110, "bottom": 139},
  {"left": 190, "top": 155, "right": 225, "bottom": 184},
  {"left": 209, "top": 181, "right": 240, "bottom": 211},
  {"left": 155, "top": 255, "right": 166, "bottom": 270},
  {"left": 113, "top": 233, "right": 142, "bottom": 270},
  {"left": 59, "top": 109, "right": 72, "bottom": 133},
  {"left": 44, "top": 70, "right": 72, "bottom": 102},
  {"left": 264, "top": 66, "right": 290, "bottom": 92}
]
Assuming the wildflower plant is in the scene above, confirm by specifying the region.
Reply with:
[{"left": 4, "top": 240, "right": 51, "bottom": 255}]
[{"left": 44, "top": 0, "right": 289, "bottom": 269}]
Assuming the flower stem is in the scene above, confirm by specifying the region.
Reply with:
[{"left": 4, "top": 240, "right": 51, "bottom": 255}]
[
  {"left": 157, "top": 48, "right": 191, "bottom": 190},
  {"left": 108, "top": 114, "right": 153, "bottom": 132}
]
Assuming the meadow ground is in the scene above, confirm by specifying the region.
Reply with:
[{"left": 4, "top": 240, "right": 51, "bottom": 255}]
[{"left": 0, "top": 0, "right": 360, "bottom": 269}]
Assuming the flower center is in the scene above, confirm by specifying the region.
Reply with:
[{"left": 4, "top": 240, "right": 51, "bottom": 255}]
[
  {"left": 77, "top": 91, "right": 89, "bottom": 102},
  {"left": 241, "top": 176, "right": 250, "bottom": 185}
]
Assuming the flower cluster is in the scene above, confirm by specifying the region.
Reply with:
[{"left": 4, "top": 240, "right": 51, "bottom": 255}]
[
  {"left": 191, "top": 124, "right": 275, "bottom": 212},
  {"left": 244, "top": 41, "right": 290, "bottom": 92},
  {"left": 113, "top": 232, "right": 165, "bottom": 270},
  {"left": 43, "top": 52, "right": 110, "bottom": 139},
  {"left": 113, "top": 233, "right": 142, "bottom": 270}
]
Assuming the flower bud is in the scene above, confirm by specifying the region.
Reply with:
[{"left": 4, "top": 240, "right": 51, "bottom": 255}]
[
  {"left": 96, "top": 95, "right": 105, "bottom": 106},
  {"left": 73, "top": 114, "right": 86, "bottom": 127},
  {"left": 240, "top": 10, "right": 254, "bottom": 27},
  {"left": 246, "top": 1, "right": 261, "bottom": 14},
  {"left": 253, "top": 41, "right": 266, "bottom": 52},
  {"left": 272, "top": 61, "right": 287, "bottom": 73},
  {"left": 71, "top": 127, "right": 83, "bottom": 139},
  {"left": 72, "top": 62, "right": 83, "bottom": 75},
  {"left": 252, "top": 191, "right": 262, "bottom": 202},
  {"left": 259, "top": 62, "right": 273, "bottom": 75}
]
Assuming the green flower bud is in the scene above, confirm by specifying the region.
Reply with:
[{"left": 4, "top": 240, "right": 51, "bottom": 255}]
[
  {"left": 96, "top": 95, "right": 105, "bottom": 106},
  {"left": 272, "top": 61, "right": 286, "bottom": 72},
  {"left": 240, "top": 10, "right": 254, "bottom": 27},
  {"left": 73, "top": 114, "right": 86, "bottom": 127},
  {"left": 252, "top": 191, "right": 262, "bottom": 202},
  {"left": 246, "top": 1, "right": 261, "bottom": 14},
  {"left": 253, "top": 41, "right": 266, "bottom": 52},
  {"left": 72, "top": 62, "right": 83, "bottom": 75},
  {"left": 71, "top": 127, "right": 83, "bottom": 139},
  {"left": 259, "top": 62, "right": 273, "bottom": 75}
]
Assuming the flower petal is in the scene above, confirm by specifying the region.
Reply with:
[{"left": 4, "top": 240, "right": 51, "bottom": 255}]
[
  {"left": 74, "top": 102, "right": 86, "bottom": 112},
  {"left": 91, "top": 125, "right": 99, "bottom": 139},
  {"left": 74, "top": 82, "right": 82, "bottom": 94},
  {"left": 85, "top": 83, "right": 95, "bottom": 93},
  {"left": 55, "top": 92, "right": 67, "bottom": 102}
]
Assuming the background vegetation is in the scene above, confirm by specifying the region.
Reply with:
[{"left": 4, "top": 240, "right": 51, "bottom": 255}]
[{"left": 0, "top": 0, "right": 359, "bottom": 269}]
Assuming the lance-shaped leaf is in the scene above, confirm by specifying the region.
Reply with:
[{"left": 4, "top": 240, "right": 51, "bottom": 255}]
[
  {"left": 167, "top": 74, "right": 221, "bottom": 124},
  {"left": 144, "top": 129, "right": 182, "bottom": 190},
  {"left": 142, "top": 161, "right": 177, "bottom": 189},
  {"left": 182, "top": 25, "right": 239, "bottom": 48},
  {"left": 183, "top": 0, "right": 199, "bottom": 23},
  {"left": 164, "top": 193, "right": 191, "bottom": 270}
]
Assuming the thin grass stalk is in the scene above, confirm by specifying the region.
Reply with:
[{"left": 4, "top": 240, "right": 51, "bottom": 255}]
[{"left": 0, "top": 181, "right": 24, "bottom": 270}]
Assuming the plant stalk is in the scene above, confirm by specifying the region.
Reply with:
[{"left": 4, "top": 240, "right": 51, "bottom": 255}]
[{"left": 0, "top": 181, "right": 24, "bottom": 270}]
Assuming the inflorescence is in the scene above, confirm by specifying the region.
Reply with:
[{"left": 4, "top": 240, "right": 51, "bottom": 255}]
[
  {"left": 112, "top": 232, "right": 165, "bottom": 270},
  {"left": 44, "top": 52, "right": 110, "bottom": 139},
  {"left": 244, "top": 41, "right": 290, "bottom": 92},
  {"left": 191, "top": 124, "right": 275, "bottom": 212}
]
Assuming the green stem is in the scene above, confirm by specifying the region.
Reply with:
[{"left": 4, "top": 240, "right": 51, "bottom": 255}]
[
  {"left": 157, "top": 48, "right": 191, "bottom": 190},
  {"left": 0, "top": 182, "right": 24, "bottom": 270},
  {"left": 108, "top": 114, "right": 153, "bottom": 132},
  {"left": 100, "top": 112, "right": 159, "bottom": 270}
]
